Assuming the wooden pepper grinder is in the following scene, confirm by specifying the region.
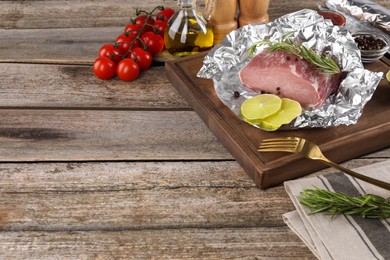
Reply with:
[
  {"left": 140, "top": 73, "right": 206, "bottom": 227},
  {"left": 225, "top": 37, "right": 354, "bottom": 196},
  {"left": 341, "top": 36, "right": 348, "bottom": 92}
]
[
  {"left": 238, "top": 0, "right": 270, "bottom": 27},
  {"left": 207, "top": 0, "right": 238, "bottom": 45},
  {"left": 206, "top": 0, "right": 270, "bottom": 45}
]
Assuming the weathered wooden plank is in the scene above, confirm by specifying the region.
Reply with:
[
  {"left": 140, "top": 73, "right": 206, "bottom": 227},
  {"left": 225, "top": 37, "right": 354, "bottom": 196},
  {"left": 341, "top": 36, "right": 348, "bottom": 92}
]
[
  {"left": 0, "top": 27, "right": 126, "bottom": 64},
  {"left": 2, "top": 159, "right": 388, "bottom": 187},
  {"left": 0, "top": 106, "right": 386, "bottom": 163},
  {"left": 0, "top": 159, "right": 384, "bottom": 259},
  {"left": 0, "top": 63, "right": 189, "bottom": 109},
  {"left": 0, "top": 161, "right": 286, "bottom": 230},
  {"left": 0, "top": 228, "right": 315, "bottom": 259},
  {"left": 0, "top": 110, "right": 230, "bottom": 161},
  {"left": 1, "top": 159, "right": 385, "bottom": 193},
  {"left": 0, "top": 161, "right": 289, "bottom": 230},
  {"left": 0, "top": 183, "right": 290, "bottom": 231},
  {"left": 2, "top": 0, "right": 388, "bottom": 30},
  {"left": 0, "top": 108, "right": 385, "bottom": 162},
  {"left": 0, "top": 0, "right": 178, "bottom": 29},
  {"left": 2, "top": 2, "right": 390, "bottom": 63},
  {"left": 0, "top": 161, "right": 254, "bottom": 193},
  {"left": 0, "top": 159, "right": 386, "bottom": 231}
]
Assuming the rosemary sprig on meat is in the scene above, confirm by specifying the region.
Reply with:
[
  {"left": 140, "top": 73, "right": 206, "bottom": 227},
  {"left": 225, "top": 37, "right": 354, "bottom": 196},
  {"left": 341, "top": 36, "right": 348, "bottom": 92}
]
[
  {"left": 249, "top": 34, "right": 341, "bottom": 75},
  {"left": 299, "top": 188, "right": 390, "bottom": 219}
]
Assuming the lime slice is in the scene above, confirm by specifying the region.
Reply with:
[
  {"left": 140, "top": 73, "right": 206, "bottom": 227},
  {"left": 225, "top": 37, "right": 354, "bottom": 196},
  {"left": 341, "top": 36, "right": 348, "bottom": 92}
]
[
  {"left": 386, "top": 70, "right": 390, "bottom": 84},
  {"left": 259, "top": 98, "right": 302, "bottom": 131},
  {"left": 240, "top": 94, "right": 282, "bottom": 124}
]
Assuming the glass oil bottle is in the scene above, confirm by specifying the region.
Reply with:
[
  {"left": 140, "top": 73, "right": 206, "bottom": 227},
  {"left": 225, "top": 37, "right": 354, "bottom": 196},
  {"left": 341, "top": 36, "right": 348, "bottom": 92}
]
[{"left": 164, "top": 0, "right": 214, "bottom": 57}]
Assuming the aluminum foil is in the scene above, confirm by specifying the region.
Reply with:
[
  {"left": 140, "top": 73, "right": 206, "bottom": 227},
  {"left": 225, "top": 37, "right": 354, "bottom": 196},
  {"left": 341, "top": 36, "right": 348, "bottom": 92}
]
[
  {"left": 325, "top": 0, "right": 390, "bottom": 32},
  {"left": 197, "top": 9, "right": 383, "bottom": 129}
]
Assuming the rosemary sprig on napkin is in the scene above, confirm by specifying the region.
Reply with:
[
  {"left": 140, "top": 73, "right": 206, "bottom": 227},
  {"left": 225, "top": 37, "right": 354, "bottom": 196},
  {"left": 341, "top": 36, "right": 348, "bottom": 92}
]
[
  {"left": 299, "top": 188, "right": 390, "bottom": 219},
  {"left": 249, "top": 34, "right": 341, "bottom": 75}
]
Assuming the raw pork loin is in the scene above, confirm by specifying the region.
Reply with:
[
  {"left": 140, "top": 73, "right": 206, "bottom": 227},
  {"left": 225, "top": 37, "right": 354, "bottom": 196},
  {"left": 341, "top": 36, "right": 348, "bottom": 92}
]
[{"left": 239, "top": 50, "right": 342, "bottom": 108}]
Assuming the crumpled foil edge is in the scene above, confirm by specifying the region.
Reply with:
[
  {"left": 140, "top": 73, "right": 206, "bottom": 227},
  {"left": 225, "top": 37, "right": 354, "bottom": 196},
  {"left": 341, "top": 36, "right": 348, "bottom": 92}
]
[
  {"left": 325, "top": 0, "right": 390, "bottom": 32},
  {"left": 197, "top": 9, "right": 383, "bottom": 129}
]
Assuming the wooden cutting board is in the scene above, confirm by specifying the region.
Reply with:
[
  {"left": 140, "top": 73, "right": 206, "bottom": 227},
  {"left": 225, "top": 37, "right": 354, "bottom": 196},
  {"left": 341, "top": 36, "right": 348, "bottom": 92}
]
[{"left": 165, "top": 53, "right": 390, "bottom": 188}]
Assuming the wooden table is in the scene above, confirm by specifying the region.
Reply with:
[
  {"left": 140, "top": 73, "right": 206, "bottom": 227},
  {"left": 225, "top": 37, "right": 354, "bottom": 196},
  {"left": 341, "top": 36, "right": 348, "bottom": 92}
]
[{"left": 0, "top": 0, "right": 389, "bottom": 258}]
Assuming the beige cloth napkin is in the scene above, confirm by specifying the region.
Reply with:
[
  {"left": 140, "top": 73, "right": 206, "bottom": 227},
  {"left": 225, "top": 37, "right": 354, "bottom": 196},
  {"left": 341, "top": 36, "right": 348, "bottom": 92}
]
[{"left": 283, "top": 160, "right": 390, "bottom": 260}]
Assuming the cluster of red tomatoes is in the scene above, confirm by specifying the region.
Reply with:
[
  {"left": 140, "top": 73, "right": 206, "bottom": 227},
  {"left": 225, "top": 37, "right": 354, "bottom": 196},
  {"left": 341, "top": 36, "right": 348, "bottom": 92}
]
[{"left": 93, "top": 6, "right": 175, "bottom": 81}]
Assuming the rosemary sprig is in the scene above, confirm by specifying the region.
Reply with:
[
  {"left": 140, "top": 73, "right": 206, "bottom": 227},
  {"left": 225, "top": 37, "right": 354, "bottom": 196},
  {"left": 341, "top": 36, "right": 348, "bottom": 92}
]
[
  {"left": 299, "top": 188, "right": 390, "bottom": 219},
  {"left": 249, "top": 35, "right": 341, "bottom": 75}
]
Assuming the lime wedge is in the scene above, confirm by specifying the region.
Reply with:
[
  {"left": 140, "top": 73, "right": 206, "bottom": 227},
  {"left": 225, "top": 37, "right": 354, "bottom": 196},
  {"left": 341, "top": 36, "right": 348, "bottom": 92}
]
[
  {"left": 240, "top": 94, "right": 282, "bottom": 124},
  {"left": 259, "top": 98, "right": 302, "bottom": 131},
  {"left": 386, "top": 70, "right": 390, "bottom": 84}
]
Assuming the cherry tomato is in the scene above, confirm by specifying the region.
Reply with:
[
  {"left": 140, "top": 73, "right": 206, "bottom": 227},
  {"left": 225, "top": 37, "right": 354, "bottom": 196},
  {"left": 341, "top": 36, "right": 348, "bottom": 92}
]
[
  {"left": 135, "top": 15, "right": 155, "bottom": 32},
  {"left": 115, "top": 34, "right": 140, "bottom": 54},
  {"left": 98, "top": 43, "right": 123, "bottom": 63},
  {"left": 128, "top": 47, "right": 153, "bottom": 71},
  {"left": 124, "top": 23, "right": 142, "bottom": 37},
  {"left": 153, "top": 20, "right": 167, "bottom": 37},
  {"left": 117, "top": 58, "right": 140, "bottom": 81},
  {"left": 156, "top": 8, "right": 175, "bottom": 21},
  {"left": 93, "top": 57, "right": 116, "bottom": 80},
  {"left": 141, "top": 32, "right": 164, "bottom": 56}
]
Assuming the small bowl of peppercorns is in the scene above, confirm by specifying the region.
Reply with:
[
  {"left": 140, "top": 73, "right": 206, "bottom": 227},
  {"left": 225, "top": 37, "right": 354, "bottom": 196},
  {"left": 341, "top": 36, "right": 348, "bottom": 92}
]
[{"left": 353, "top": 31, "right": 390, "bottom": 63}]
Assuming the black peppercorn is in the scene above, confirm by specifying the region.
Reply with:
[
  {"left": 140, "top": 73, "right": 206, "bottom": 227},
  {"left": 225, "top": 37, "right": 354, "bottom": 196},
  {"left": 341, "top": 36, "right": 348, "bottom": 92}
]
[
  {"left": 354, "top": 34, "right": 386, "bottom": 51},
  {"left": 233, "top": 91, "right": 240, "bottom": 98}
]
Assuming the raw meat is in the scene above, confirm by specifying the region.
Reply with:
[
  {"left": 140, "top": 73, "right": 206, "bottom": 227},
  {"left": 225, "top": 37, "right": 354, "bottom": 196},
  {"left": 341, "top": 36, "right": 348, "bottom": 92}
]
[{"left": 239, "top": 50, "right": 342, "bottom": 108}]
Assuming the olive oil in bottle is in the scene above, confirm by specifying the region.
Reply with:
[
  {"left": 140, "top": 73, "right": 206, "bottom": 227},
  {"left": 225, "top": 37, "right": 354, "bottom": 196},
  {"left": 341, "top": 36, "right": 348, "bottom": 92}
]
[{"left": 164, "top": 0, "right": 214, "bottom": 57}]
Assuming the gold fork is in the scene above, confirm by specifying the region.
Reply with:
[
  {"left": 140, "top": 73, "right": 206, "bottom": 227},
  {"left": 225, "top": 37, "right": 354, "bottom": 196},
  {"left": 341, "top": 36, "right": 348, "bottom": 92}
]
[{"left": 258, "top": 137, "right": 390, "bottom": 191}]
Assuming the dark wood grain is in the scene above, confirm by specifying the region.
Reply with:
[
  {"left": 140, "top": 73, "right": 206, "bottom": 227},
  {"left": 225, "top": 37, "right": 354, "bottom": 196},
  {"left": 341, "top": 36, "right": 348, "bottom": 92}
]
[
  {"left": 0, "top": 162, "right": 290, "bottom": 230},
  {"left": 0, "top": 228, "right": 315, "bottom": 259},
  {"left": 0, "top": 63, "right": 189, "bottom": 109},
  {"left": 0, "top": 110, "right": 230, "bottom": 161},
  {"left": 166, "top": 54, "right": 390, "bottom": 188}
]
